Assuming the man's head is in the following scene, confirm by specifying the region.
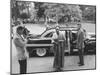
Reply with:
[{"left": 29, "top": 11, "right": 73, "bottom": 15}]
[
  {"left": 77, "top": 23, "right": 82, "bottom": 30},
  {"left": 16, "top": 26, "right": 24, "bottom": 35},
  {"left": 55, "top": 26, "right": 60, "bottom": 34}
]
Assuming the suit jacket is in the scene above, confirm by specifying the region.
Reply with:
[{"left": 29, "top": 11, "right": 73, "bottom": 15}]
[
  {"left": 77, "top": 28, "right": 85, "bottom": 49},
  {"left": 14, "top": 36, "right": 26, "bottom": 60},
  {"left": 52, "top": 31, "right": 66, "bottom": 42}
]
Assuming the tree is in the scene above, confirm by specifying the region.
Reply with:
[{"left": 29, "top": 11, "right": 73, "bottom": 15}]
[
  {"left": 41, "top": 3, "right": 82, "bottom": 23},
  {"left": 11, "top": 1, "right": 32, "bottom": 21},
  {"left": 80, "top": 5, "right": 96, "bottom": 22},
  {"left": 28, "top": 2, "right": 37, "bottom": 21},
  {"left": 34, "top": 2, "right": 45, "bottom": 21},
  {"left": 11, "top": 0, "right": 20, "bottom": 21}
]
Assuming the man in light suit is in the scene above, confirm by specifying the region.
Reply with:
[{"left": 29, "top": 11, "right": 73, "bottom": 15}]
[
  {"left": 52, "top": 26, "right": 66, "bottom": 71},
  {"left": 77, "top": 24, "right": 85, "bottom": 66},
  {"left": 14, "top": 26, "right": 27, "bottom": 74}
]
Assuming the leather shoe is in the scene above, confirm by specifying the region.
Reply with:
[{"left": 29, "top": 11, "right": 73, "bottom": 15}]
[{"left": 78, "top": 63, "right": 84, "bottom": 66}]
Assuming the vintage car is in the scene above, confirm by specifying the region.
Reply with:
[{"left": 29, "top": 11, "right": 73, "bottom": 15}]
[
  {"left": 84, "top": 33, "right": 96, "bottom": 54},
  {"left": 26, "top": 28, "right": 68, "bottom": 57},
  {"left": 26, "top": 29, "right": 55, "bottom": 57},
  {"left": 70, "top": 32, "right": 96, "bottom": 54},
  {"left": 26, "top": 27, "right": 96, "bottom": 57}
]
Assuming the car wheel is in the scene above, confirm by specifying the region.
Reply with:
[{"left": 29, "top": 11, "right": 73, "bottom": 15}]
[{"left": 36, "top": 48, "right": 47, "bottom": 57}]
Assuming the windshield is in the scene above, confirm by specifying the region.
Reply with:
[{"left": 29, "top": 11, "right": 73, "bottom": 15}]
[{"left": 40, "top": 29, "right": 55, "bottom": 37}]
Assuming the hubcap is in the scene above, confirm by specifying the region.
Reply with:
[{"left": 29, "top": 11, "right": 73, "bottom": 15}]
[{"left": 36, "top": 48, "right": 46, "bottom": 56}]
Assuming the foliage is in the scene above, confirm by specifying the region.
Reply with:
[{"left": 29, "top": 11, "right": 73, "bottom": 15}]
[
  {"left": 11, "top": 1, "right": 96, "bottom": 24},
  {"left": 40, "top": 3, "right": 82, "bottom": 23},
  {"left": 80, "top": 5, "right": 96, "bottom": 22}
]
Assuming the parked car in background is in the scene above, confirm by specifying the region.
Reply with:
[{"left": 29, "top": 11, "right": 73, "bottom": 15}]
[
  {"left": 70, "top": 32, "right": 96, "bottom": 54},
  {"left": 84, "top": 33, "right": 96, "bottom": 54}
]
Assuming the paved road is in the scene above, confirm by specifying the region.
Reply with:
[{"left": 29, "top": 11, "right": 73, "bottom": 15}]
[{"left": 11, "top": 55, "right": 96, "bottom": 74}]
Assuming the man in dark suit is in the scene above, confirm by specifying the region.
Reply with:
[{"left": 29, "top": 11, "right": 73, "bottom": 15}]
[{"left": 77, "top": 24, "right": 85, "bottom": 66}]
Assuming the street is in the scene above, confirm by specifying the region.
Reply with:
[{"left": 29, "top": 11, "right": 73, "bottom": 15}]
[{"left": 11, "top": 54, "right": 96, "bottom": 74}]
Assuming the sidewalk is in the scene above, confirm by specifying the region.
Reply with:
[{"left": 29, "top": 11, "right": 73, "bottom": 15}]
[{"left": 11, "top": 55, "right": 96, "bottom": 74}]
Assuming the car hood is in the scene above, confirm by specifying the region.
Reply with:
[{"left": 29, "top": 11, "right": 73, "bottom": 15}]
[{"left": 28, "top": 34, "right": 41, "bottom": 39}]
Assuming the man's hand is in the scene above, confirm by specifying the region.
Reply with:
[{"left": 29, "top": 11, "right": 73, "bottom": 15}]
[{"left": 52, "top": 41, "right": 58, "bottom": 45}]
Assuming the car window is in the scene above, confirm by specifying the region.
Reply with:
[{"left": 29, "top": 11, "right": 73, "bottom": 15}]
[
  {"left": 44, "top": 32, "right": 53, "bottom": 37},
  {"left": 91, "top": 35, "right": 96, "bottom": 38},
  {"left": 41, "top": 29, "right": 55, "bottom": 37}
]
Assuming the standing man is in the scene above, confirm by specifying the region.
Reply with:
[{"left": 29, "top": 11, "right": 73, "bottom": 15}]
[
  {"left": 77, "top": 24, "right": 85, "bottom": 66},
  {"left": 52, "top": 26, "right": 66, "bottom": 71},
  {"left": 13, "top": 26, "right": 27, "bottom": 74}
]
